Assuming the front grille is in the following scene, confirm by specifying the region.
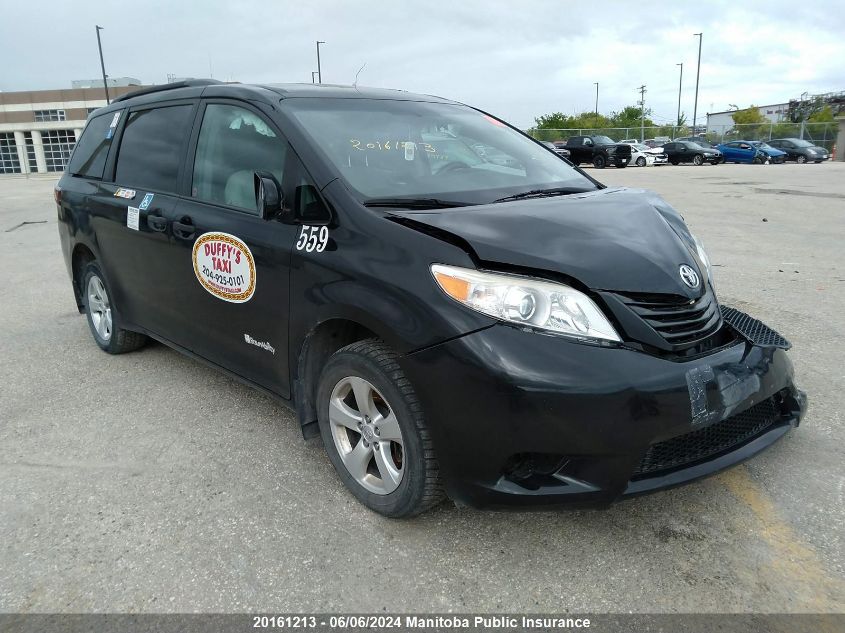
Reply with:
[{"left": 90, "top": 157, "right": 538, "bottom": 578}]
[
  {"left": 618, "top": 290, "right": 722, "bottom": 347},
  {"left": 633, "top": 396, "right": 783, "bottom": 477},
  {"left": 720, "top": 306, "right": 791, "bottom": 349}
]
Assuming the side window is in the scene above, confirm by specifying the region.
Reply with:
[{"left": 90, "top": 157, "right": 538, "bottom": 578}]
[
  {"left": 664, "top": 143, "right": 675, "bottom": 151},
  {"left": 66, "top": 112, "right": 119, "bottom": 179},
  {"left": 583, "top": 137, "right": 593, "bottom": 146},
  {"left": 192, "top": 104, "right": 287, "bottom": 213},
  {"left": 115, "top": 105, "right": 194, "bottom": 193}
]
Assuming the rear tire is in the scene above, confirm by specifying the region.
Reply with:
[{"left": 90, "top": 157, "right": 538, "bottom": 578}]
[
  {"left": 82, "top": 262, "right": 147, "bottom": 354},
  {"left": 317, "top": 339, "right": 444, "bottom": 518},
  {"left": 593, "top": 155, "right": 607, "bottom": 169}
]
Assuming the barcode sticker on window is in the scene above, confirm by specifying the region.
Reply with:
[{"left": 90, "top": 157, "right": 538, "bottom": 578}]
[{"left": 127, "top": 206, "right": 139, "bottom": 231}]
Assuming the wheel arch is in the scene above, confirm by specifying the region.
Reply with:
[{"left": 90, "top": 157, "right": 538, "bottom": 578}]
[
  {"left": 71, "top": 243, "right": 97, "bottom": 312},
  {"left": 293, "top": 317, "right": 380, "bottom": 439}
]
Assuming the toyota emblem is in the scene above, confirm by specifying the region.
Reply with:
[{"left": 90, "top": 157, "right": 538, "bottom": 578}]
[{"left": 679, "top": 264, "right": 700, "bottom": 289}]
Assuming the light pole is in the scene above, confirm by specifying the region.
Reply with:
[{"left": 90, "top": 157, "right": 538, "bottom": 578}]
[
  {"left": 316, "top": 41, "right": 325, "bottom": 84},
  {"left": 676, "top": 63, "right": 683, "bottom": 131},
  {"left": 692, "top": 33, "right": 703, "bottom": 135},
  {"left": 311, "top": 71, "right": 318, "bottom": 84},
  {"left": 637, "top": 85, "right": 647, "bottom": 142},
  {"left": 800, "top": 91, "right": 809, "bottom": 139},
  {"left": 593, "top": 82, "right": 599, "bottom": 121},
  {"left": 95, "top": 25, "right": 110, "bottom": 104}
]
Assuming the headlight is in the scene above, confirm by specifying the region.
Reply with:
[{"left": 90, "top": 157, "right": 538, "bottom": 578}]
[
  {"left": 691, "top": 234, "right": 714, "bottom": 289},
  {"left": 430, "top": 264, "right": 621, "bottom": 342}
]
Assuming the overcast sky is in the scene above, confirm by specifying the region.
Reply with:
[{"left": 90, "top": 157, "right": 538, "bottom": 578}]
[{"left": 1, "top": 1, "right": 842, "bottom": 128}]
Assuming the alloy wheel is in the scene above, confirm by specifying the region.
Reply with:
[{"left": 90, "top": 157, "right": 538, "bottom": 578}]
[
  {"left": 87, "top": 275, "right": 112, "bottom": 342},
  {"left": 329, "top": 376, "right": 405, "bottom": 494}
]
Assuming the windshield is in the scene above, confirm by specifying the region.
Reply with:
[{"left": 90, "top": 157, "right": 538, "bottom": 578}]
[
  {"left": 284, "top": 98, "right": 595, "bottom": 205},
  {"left": 591, "top": 136, "right": 615, "bottom": 145}
]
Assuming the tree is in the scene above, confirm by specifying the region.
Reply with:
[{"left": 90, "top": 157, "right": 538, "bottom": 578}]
[
  {"left": 730, "top": 105, "right": 767, "bottom": 139},
  {"left": 534, "top": 112, "right": 572, "bottom": 129},
  {"left": 730, "top": 106, "right": 766, "bottom": 125},
  {"left": 610, "top": 105, "right": 655, "bottom": 128},
  {"left": 808, "top": 105, "right": 835, "bottom": 123}
]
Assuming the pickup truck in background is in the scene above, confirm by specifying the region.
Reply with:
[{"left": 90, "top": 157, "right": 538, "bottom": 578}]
[{"left": 563, "top": 135, "right": 632, "bottom": 168}]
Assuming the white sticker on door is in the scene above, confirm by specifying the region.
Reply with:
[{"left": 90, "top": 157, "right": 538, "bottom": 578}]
[
  {"left": 127, "top": 206, "right": 140, "bottom": 231},
  {"left": 192, "top": 232, "right": 256, "bottom": 303}
]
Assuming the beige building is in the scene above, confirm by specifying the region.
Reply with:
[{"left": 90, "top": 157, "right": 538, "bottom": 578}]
[{"left": 0, "top": 80, "right": 146, "bottom": 174}]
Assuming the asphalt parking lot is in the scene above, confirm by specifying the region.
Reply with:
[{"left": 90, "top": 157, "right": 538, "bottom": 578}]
[{"left": 1, "top": 163, "right": 844, "bottom": 614}]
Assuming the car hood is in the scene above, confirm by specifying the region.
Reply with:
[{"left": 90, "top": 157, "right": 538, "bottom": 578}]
[
  {"left": 758, "top": 146, "right": 786, "bottom": 155},
  {"left": 399, "top": 188, "right": 705, "bottom": 297},
  {"left": 809, "top": 146, "right": 829, "bottom": 154}
]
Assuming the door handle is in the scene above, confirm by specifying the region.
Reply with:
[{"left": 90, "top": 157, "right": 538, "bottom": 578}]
[
  {"left": 173, "top": 217, "right": 196, "bottom": 240},
  {"left": 147, "top": 214, "right": 168, "bottom": 232}
]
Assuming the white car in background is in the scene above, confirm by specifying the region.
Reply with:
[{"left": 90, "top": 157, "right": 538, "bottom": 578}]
[{"left": 624, "top": 143, "right": 657, "bottom": 167}]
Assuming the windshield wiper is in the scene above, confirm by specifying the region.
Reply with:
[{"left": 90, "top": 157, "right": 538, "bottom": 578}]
[
  {"left": 492, "top": 187, "right": 593, "bottom": 204},
  {"left": 363, "top": 197, "right": 474, "bottom": 210}
]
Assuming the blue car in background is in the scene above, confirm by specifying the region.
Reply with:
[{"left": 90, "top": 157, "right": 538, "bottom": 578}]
[
  {"left": 717, "top": 140, "right": 770, "bottom": 164},
  {"left": 750, "top": 141, "right": 787, "bottom": 164}
]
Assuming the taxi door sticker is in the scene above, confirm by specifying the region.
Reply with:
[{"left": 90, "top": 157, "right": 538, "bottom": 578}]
[{"left": 192, "top": 232, "right": 256, "bottom": 303}]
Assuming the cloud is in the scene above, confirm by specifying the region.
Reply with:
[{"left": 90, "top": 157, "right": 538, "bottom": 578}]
[{"left": 1, "top": 0, "right": 842, "bottom": 128}]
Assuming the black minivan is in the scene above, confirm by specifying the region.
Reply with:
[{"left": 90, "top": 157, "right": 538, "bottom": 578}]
[{"left": 57, "top": 80, "right": 806, "bottom": 517}]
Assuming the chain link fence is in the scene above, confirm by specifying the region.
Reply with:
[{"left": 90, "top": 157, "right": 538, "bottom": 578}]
[{"left": 527, "top": 122, "right": 839, "bottom": 152}]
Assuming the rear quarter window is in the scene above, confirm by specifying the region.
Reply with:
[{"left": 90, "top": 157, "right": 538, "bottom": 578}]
[
  {"left": 66, "top": 112, "right": 119, "bottom": 179},
  {"left": 114, "top": 105, "right": 194, "bottom": 193}
]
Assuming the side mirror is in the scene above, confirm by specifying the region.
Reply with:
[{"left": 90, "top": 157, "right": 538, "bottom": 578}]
[{"left": 254, "top": 171, "right": 285, "bottom": 221}]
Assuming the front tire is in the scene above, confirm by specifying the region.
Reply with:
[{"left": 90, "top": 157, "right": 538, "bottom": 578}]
[
  {"left": 317, "top": 340, "right": 444, "bottom": 517},
  {"left": 636, "top": 156, "right": 646, "bottom": 167},
  {"left": 82, "top": 262, "right": 147, "bottom": 354},
  {"left": 593, "top": 154, "right": 607, "bottom": 169},
  {"left": 692, "top": 154, "right": 704, "bottom": 166},
  {"left": 796, "top": 155, "right": 807, "bottom": 164}
]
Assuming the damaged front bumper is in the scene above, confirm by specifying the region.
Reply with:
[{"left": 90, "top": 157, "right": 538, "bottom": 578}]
[{"left": 399, "top": 308, "right": 806, "bottom": 509}]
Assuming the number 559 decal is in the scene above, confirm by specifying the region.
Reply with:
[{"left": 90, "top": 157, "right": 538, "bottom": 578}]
[{"left": 295, "top": 225, "right": 329, "bottom": 253}]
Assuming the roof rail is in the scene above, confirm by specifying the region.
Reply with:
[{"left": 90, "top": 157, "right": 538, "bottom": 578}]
[{"left": 112, "top": 79, "right": 223, "bottom": 103}]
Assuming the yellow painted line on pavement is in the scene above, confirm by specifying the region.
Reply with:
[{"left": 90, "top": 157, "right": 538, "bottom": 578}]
[{"left": 718, "top": 466, "right": 844, "bottom": 613}]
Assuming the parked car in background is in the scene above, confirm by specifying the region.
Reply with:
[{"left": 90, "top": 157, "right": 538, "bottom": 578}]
[
  {"left": 642, "top": 137, "right": 670, "bottom": 149},
  {"left": 624, "top": 143, "right": 656, "bottom": 167},
  {"left": 563, "top": 135, "right": 631, "bottom": 168},
  {"left": 662, "top": 141, "right": 723, "bottom": 165},
  {"left": 551, "top": 141, "right": 572, "bottom": 158},
  {"left": 645, "top": 146, "right": 669, "bottom": 164},
  {"left": 767, "top": 138, "right": 830, "bottom": 163},
  {"left": 749, "top": 141, "right": 787, "bottom": 164},
  {"left": 541, "top": 140, "right": 570, "bottom": 159},
  {"left": 716, "top": 141, "right": 770, "bottom": 164},
  {"left": 620, "top": 138, "right": 639, "bottom": 144},
  {"left": 675, "top": 136, "right": 719, "bottom": 150}
]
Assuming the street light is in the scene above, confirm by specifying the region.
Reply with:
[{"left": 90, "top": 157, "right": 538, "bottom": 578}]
[
  {"left": 95, "top": 25, "right": 110, "bottom": 104},
  {"left": 675, "top": 63, "right": 683, "bottom": 129},
  {"left": 593, "top": 82, "right": 599, "bottom": 121},
  {"left": 316, "top": 41, "right": 326, "bottom": 84},
  {"left": 692, "top": 33, "right": 703, "bottom": 135}
]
